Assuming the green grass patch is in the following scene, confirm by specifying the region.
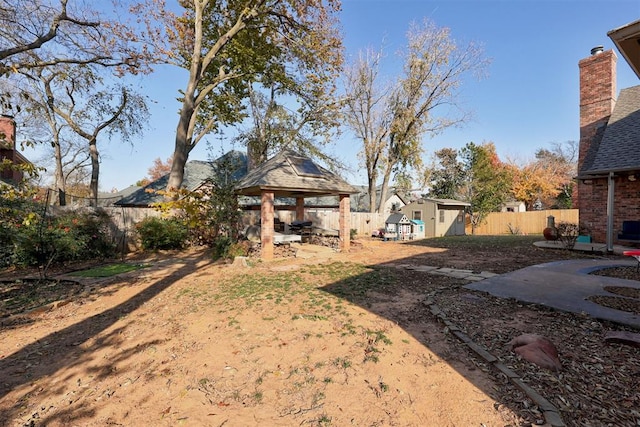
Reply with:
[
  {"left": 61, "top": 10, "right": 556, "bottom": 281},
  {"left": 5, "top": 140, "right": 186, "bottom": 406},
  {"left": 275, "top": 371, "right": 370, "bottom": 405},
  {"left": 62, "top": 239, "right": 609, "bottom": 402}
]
[{"left": 70, "top": 263, "right": 149, "bottom": 277}]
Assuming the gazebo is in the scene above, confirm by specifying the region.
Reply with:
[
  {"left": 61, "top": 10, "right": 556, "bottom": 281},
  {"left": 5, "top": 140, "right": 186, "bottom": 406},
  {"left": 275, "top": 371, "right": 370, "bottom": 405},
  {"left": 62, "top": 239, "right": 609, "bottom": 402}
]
[{"left": 235, "top": 149, "right": 359, "bottom": 259}]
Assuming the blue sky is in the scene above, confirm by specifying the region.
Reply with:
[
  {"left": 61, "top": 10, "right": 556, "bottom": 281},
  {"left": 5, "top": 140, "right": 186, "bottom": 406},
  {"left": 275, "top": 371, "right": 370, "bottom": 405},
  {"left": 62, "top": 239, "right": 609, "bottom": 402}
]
[{"left": 25, "top": 0, "right": 640, "bottom": 192}]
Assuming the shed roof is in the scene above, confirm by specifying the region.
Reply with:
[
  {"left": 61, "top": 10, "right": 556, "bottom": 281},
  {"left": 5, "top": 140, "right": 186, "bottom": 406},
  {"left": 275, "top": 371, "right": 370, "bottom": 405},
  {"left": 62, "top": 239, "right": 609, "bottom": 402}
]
[
  {"left": 580, "top": 85, "right": 640, "bottom": 175},
  {"left": 235, "top": 149, "right": 358, "bottom": 197},
  {"left": 413, "top": 197, "right": 470, "bottom": 207},
  {"left": 429, "top": 198, "right": 471, "bottom": 207}
]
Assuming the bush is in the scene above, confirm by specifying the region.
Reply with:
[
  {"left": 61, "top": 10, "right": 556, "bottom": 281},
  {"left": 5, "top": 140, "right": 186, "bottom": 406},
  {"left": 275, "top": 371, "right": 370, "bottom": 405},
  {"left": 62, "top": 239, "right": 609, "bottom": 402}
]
[
  {"left": 136, "top": 216, "right": 188, "bottom": 250},
  {"left": 350, "top": 228, "right": 357, "bottom": 240},
  {"left": 556, "top": 222, "right": 580, "bottom": 249},
  {"left": 12, "top": 209, "right": 116, "bottom": 268},
  {"left": 506, "top": 223, "right": 522, "bottom": 235}
]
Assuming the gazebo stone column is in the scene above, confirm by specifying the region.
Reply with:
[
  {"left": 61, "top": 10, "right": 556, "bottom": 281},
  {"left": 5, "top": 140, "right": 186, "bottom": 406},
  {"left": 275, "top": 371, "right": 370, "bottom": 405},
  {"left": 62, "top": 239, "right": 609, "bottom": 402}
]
[
  {"left": 339, "top": 194, "right": 351, "bottom": 252},
  {"left": 296, "top": 197, "right": 305, "bottom": 221},
  {"left": 261, "top": 190, "right": 275, "bottom": 260}
]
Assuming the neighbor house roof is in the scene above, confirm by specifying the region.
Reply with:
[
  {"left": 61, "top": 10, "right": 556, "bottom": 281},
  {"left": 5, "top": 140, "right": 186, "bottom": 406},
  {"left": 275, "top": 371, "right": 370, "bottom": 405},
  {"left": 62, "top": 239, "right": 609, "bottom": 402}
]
[
  {"left": 235, "top": 149, "right": 358, "bottom": 197},
  {"left": 116, "top": 151, "right": 247, "bottom": 207},
  {"left": 608, "top": 19, "right": 640, "bottom": 79},
  {"left": 349, "top": 185, "right": 410, "bottom": 212},
  {"left": 579, "top": 85, "right": 640, "bottom": 175},
  {"left": 97, "top": 185, "right": 141, "bottom": 207}
]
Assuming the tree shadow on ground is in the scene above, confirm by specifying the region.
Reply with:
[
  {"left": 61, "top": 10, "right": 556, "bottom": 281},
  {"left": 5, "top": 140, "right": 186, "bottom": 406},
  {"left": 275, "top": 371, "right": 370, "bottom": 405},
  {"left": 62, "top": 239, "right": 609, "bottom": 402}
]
[
  {"left": 318, "top": 255, "right": 530, "bottom": 424},
  {"left": 0, "top": 250, "right": 212, "bottom": 425}
]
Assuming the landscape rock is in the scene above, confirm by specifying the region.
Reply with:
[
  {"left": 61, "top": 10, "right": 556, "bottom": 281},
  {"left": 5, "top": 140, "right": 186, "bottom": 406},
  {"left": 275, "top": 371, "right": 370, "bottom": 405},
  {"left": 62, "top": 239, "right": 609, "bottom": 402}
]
[{"left": 509, "top": 333, "right": 562, "bottom": 371}]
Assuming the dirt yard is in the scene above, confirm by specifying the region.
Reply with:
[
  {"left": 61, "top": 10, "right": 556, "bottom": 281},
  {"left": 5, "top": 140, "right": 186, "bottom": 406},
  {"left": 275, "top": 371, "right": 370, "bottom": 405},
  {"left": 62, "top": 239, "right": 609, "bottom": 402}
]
[{"left": 1, "top": 236, "right": 638, "bottom": 426}]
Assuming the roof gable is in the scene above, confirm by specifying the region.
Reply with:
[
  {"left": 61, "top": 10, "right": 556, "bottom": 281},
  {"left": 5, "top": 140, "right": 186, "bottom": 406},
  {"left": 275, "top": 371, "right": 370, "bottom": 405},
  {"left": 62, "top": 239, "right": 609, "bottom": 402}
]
[{"left": 404, "top": 197, "right": 470, "bottom": 208}]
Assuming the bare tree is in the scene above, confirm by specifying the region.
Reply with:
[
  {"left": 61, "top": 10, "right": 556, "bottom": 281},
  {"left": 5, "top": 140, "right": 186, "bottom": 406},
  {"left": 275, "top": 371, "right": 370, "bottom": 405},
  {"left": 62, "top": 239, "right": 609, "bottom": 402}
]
[
  {"left": 343, "top": 19, "right": 489, "bottom": 213},
  {"left": 40, "top": 67, "right": 149, "bottom": 205},
  {"left": 237, "top": 84, "right": 344, "bottom": 171},
  {"left": 343, "top": 48, "right": 391, "bottom": 213},
  {"left": 0, "top": 0, "right": 150, "bottom": 76}
]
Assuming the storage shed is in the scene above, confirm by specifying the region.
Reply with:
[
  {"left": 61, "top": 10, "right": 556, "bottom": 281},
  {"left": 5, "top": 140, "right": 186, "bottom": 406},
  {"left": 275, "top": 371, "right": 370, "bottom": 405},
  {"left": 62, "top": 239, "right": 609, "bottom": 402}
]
[{"left": 401, "top": 198, "right": 470, "bottom": 238}]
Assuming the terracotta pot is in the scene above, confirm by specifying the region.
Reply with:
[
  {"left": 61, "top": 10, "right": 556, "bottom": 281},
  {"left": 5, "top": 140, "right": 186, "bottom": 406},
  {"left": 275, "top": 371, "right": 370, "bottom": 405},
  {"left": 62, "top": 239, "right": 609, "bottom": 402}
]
[{"left": 543, "top": 227, "right": 558, "bottom": 241}]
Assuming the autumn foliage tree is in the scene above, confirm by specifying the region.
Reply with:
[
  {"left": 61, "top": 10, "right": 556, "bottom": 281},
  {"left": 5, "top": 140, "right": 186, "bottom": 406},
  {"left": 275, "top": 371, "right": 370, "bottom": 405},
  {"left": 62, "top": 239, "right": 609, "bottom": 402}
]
[
  {"left": 509, "top": 141, "right": 577, "bottom": 210},
  {"left": 137, "top": 156, "right": 172, "bottom": 186},
  {"left": 460, "top": 142, "right": 511, "bottom": 233}
]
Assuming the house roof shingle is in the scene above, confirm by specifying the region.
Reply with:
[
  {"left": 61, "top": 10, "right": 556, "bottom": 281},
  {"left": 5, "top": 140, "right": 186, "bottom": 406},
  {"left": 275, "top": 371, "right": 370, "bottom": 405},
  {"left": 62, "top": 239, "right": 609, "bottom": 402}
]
[
  {"left": 235, "top": 149, "right": 358, "bottom": 197},
  {"left": 116, "top": 151, "right": 247, "bottom": 207},
  {"left": 581, "top": 85, "right": 640, "bottom": 175}
]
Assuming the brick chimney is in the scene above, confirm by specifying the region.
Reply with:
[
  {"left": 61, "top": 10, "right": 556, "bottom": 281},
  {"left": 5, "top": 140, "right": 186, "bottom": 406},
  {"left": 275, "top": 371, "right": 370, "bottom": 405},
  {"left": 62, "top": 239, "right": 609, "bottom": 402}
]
[
  {"left": 0, "top": 114, "right": 16, "bottom": 150},
  {"left": 578, "top": 47, "right": 617, "bottom": 172}
]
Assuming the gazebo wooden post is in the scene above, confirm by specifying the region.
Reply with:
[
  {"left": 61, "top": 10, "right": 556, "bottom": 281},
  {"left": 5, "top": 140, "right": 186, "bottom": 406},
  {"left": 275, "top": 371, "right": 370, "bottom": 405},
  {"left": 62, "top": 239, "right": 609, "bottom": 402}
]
[
  {"left": 339, "top": 194, "right": 351, "bottom": 252},
  {"left": 295, "top": 197, "right": 305, "bottom": 221},
  {"left": 261, "top": 190, "right": 275, "bottom": 260}
]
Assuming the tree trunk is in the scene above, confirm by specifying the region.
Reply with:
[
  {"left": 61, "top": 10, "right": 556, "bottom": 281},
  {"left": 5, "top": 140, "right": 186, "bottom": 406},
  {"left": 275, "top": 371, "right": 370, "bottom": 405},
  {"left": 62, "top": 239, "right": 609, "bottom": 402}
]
[
  {"left": 53, "top": 137, "right": 66, "bottom": 206},
  {"left": 88, "top": 138, "right": 99, "bottom": 207},
  {"left": 167, "top": 103, "right": 195, "bottom": 192},
  {"left": 379, "top": 168, "right": 392, "bottom": 215},
  {"left": 368, "top": 174, "right": 378, "bottom": 214}
]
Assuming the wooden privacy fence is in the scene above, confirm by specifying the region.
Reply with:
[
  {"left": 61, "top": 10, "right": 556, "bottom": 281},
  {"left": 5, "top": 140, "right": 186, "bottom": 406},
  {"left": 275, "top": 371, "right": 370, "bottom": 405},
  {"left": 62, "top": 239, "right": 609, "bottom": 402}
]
[
  {"left": 467, "top": 209, "right": 579, "bottom": 235},
  {"left": 99, "top": 207, "right": 387, "bottom": 241},
  {"left": 63, "top": 207, "right": 578, "bottom": 245}
]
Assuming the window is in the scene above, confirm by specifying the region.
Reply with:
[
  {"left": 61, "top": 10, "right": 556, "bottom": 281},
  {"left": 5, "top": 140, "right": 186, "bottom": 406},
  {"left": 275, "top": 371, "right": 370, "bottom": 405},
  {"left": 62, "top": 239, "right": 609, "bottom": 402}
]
[
  {"left": 457, "top": 213, "right": 464, "bottom": 223},
  {"left": 439, "top": 210, "right": 445, "bottom": 223},
  {"left": 412, "top": 210, "right": 422, "bottom": 221}
]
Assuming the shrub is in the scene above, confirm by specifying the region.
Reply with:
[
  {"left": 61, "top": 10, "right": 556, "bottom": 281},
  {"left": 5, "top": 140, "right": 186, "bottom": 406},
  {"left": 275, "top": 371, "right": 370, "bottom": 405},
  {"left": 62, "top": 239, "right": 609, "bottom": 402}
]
[
  {"left": 506, "top": 223, "right": 521, "bottom": 235},
  {"left": 136, "top": 216, "right": 188, "bottom": 250},
  {"left": 12, "top": 209, "right": 116, "bottom": 268},
  {"left": 556, "top": 222, "right": 580, "bottom": 249},
  {"left": 350, "top": 228, "right": 357, "bottom": 240},
  {"left": 150, "top": 151, "right": 245, "bottom": 248}
]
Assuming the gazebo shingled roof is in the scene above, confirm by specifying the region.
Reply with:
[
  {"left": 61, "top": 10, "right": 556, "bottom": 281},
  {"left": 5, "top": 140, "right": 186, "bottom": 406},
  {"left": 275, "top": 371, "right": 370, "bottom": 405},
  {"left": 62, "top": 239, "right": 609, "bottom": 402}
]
[
  {"left": 235, "top": 149, "right": 358, "bottom": 259},
  {"left": 235, "top": 149, "right": 358, "bottom": 197}
]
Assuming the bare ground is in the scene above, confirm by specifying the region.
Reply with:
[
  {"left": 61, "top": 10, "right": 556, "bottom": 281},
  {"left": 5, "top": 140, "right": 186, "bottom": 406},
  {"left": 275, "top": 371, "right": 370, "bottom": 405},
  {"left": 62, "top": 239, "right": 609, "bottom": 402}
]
[{"left": 0, "top": 236, "right": 638, "bottom": 427}]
